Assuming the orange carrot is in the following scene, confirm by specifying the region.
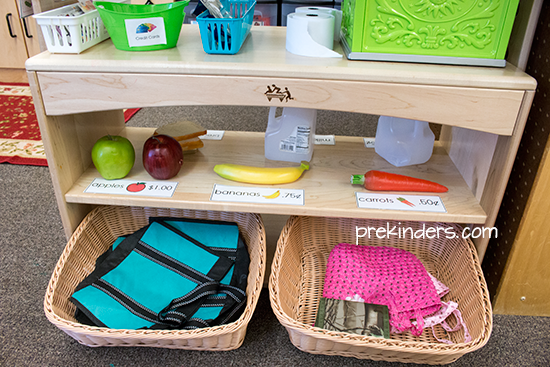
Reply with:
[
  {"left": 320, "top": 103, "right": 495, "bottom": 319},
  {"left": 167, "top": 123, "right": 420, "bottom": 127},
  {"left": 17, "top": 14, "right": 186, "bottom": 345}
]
[{"left": 351, "top": 170, "right": 448, "bottom": 193}]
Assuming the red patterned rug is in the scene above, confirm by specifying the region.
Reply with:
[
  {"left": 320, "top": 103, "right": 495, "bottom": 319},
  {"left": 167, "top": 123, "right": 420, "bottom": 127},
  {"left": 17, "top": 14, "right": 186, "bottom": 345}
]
[{"left": 0, "top": 82, "right": 139, "bottom": 166}]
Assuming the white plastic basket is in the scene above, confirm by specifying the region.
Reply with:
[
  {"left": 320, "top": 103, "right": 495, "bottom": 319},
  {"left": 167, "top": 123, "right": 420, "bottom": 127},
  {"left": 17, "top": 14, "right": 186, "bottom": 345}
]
[{"left": 33, "top": 4, "right": 110, "bottom": 53}]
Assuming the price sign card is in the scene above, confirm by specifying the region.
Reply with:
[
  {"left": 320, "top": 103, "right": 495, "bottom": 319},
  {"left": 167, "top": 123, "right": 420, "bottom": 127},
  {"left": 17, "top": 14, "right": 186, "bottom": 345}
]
[
  {"left": 211, "top": 184, "right": 304, "bottom": 206},
  {"left": 85, "top": 178, "right": 178, "bottom": 198},
  {"left": 315, "top": 135, "right": 335, "bottom": 145},
  {"left": 200, "top": 130, "right": 225, "bottom": 140},
  {"left": 355, "top": 192, "right": 446, "bottom": 213},
  {"left": 363, "top": 138, "right": 375, "bottom": 148}
]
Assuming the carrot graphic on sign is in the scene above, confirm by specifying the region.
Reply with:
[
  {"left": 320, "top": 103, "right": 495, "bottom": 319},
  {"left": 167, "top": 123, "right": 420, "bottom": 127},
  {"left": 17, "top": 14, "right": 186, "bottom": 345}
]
[{"left": 397, "top": 197, "right": 415, "bottom": 207}]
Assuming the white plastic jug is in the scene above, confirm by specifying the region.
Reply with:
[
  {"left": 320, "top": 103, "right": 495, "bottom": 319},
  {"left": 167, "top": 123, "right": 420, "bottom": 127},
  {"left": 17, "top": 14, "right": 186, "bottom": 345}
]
[
  {"left": 265, "top": 107, "right": 317, "bottom": 163},
  {"left": 374, "top": 116, "right": 435, "bottom": 167}
]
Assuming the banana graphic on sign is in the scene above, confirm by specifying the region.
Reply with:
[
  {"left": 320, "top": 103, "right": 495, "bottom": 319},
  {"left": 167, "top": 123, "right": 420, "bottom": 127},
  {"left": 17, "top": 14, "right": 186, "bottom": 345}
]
[{"left": 263, "top": 190, "right": 280, "bottom": 199}]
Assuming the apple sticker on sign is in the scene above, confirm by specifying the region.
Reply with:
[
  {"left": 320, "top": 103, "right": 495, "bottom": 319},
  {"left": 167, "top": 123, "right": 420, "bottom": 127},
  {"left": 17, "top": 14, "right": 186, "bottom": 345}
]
[{"left": 126, "top": 182, "right": 146, "bottom": 192}]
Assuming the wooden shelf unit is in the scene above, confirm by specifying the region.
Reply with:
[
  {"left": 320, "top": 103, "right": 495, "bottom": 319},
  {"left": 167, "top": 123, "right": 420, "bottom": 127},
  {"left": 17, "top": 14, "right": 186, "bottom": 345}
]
[
  {"left": 26, "top": 25, "right": 537, "bottom": 260},
  {"left": 65, "top": 128, "right": 487, "bottom": 224}
]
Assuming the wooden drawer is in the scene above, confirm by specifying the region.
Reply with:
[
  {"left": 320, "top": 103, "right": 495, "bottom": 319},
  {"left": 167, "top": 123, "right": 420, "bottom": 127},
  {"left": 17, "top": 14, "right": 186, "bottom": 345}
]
[{"left": 37, "top": 71, "right": 525, "bottom": 135}]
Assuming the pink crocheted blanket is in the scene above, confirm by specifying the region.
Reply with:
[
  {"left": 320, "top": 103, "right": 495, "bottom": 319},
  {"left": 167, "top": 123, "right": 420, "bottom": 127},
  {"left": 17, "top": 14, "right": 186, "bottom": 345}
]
[{"left": 322, "top": 243, "right": 442, "bottom": 336}]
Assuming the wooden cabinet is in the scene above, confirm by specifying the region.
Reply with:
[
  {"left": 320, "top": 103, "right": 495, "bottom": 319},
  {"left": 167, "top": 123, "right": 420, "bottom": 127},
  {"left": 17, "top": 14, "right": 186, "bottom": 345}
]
[
  {"left": 1, "top": 0, "right": 30, "bottom": 69},
  {"left": 1, "top": 0, "right": 41, "bottom": 69},
  {"left": 0, "top": 0, "right": 42, "bottom": 82},
  {"left": 21, "top": 8, "right": 41, "bottom": 57}
]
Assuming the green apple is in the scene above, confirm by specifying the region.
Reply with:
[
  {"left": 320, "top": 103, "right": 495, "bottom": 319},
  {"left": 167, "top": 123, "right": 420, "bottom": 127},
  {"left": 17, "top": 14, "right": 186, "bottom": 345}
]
[{"left": 91, "top": 135, "right": 135, "bottom": 180}]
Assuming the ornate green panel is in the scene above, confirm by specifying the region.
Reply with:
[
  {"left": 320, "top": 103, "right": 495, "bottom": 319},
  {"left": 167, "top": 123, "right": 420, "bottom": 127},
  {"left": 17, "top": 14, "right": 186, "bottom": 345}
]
[{"left": 342, "top": 0, "right": 520, "bottom": 60}]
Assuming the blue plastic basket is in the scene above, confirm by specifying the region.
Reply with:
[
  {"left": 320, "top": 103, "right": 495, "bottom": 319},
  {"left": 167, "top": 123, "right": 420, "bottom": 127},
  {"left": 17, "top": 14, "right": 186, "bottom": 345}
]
[{"left": 196, "top": 0, "right": 256, "bottom": 54}]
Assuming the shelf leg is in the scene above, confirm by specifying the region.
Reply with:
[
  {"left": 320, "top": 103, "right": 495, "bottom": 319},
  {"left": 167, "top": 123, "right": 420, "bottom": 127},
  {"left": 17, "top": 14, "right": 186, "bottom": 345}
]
[
  {"left": 441, "top": 90, "right": 535, "bottom": 261},
  {"left": 28, "top": 71, "right": 127, "bottom": 239}
]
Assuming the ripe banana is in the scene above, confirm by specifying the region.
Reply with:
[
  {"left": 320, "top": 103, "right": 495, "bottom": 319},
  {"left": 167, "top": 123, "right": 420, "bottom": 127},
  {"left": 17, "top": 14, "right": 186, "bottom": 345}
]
[{"left": 214, "top": 161, "right": 310, "bottom": 185}]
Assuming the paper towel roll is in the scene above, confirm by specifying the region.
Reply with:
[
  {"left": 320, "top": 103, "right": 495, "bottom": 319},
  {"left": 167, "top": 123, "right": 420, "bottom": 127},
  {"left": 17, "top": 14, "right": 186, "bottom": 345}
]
[
  {"left": 286, "top": 12, "right": 341, "bottom": 58},
  {"left": 295, "top": 6, "right": 342, "bottom": 41}
]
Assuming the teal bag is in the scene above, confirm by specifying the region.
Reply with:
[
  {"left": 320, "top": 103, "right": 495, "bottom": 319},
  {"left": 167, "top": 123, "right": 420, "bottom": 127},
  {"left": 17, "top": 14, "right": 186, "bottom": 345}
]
[
  {"left": 154, "top": 218, "right": 249, "bottom": 329},
  {"left": 71, "top": 218, "right": 249, "bottom": 330}
]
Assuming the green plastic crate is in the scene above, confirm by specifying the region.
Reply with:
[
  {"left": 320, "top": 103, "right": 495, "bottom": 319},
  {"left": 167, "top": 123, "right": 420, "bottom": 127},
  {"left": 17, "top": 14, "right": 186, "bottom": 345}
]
[{"left": 340, "top": 0, "right": 520, "bottom": 66}]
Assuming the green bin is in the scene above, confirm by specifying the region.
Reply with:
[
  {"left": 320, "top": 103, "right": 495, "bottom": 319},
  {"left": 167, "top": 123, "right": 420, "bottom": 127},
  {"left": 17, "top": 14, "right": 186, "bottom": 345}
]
[
  {"left": 340, "top": 0, "right": 520, "bottom": 66},
  {"left": 94, "top": 1, "right": 189, "bottom": 51}
]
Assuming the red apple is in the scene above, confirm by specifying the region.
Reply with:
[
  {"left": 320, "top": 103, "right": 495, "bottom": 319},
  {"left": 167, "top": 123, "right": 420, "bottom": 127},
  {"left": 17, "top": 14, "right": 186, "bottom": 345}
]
[{"left": 142, "top": 134, "right": 183, "bottom": 180}]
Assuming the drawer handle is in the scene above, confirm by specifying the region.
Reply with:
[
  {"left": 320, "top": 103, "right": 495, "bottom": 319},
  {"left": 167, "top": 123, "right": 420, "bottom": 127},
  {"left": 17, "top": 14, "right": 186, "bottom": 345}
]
[
  {"left": 6, "top": 13, "right": 16, "bottom": 38},
  {"left": 22, "top": 17, "right": 32, "bottom": 38}
]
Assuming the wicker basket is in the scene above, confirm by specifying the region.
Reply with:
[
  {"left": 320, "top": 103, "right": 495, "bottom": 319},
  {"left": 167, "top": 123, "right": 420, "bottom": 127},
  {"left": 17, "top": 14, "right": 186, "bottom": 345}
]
[
  {"left": 44, "top": 206, "right": 266, "bottom": 350},
  {"left": 269, "top": 216, "right": 492, "bottom": 365}
]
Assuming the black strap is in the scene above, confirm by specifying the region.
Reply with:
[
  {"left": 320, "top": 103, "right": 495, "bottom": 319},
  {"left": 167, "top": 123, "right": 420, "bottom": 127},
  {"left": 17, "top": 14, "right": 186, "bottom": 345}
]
[
  {"left": 157, "top": 281, "right": 221, "bottom": 327},
  {"left": 73, "top": 226, "right": 149, "bottom": 293}
]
